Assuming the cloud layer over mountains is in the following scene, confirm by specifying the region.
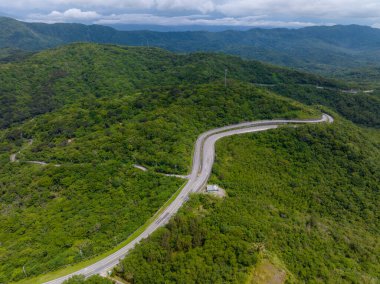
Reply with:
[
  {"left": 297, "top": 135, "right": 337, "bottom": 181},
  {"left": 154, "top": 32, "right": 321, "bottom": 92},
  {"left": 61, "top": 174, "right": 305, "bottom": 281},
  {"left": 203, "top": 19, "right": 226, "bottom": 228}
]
[{"left": 1, "top": 0, "right": 380, "bottom": 27}]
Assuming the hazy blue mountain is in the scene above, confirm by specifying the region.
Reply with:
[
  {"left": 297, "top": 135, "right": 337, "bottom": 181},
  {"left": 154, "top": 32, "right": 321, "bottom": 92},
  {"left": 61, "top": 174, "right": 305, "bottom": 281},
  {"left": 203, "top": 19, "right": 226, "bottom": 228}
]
[
  {"left": 108, "top": 24, "right": 254, "bottom": 32},
  {"left": 2, "top": 17, "right": 380, "bottom": 74}
]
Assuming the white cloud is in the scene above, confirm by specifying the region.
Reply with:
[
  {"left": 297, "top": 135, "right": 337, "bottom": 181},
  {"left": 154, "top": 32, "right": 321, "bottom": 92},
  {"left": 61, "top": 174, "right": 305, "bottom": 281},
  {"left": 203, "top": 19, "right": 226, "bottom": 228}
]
[
  {"left": 215, "top": 0, "right": 380, "bottom": 19},
  {"left": 154, "top": 0, "right": 215, "bottom": 13},
  {"left": 0, "top": 0, "right": 155, "bottom": 10},
  {"left": 95, "top": 13, "right": 318, "bottom": 28},
  {"left": 5, "top": 0, "right": 380, "bottom": 27},
  {"left": 27, "top": 8, "right": 101, "bottom": 23},
  {"left": 3, "top": 0, "right": 380, "bottom": 18},
  {"left": 53, "top": 8, "right": 99, "bottom": 19},
  {"left": 25, "top": 8, "right": 321, "bottom": 27}
]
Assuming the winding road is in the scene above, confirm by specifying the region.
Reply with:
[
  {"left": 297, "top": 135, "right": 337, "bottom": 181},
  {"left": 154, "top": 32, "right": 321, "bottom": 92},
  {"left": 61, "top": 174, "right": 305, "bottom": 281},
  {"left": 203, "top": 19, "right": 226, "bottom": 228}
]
[{"left": 45, "top": 114, "right": 333, "bottom": 284}]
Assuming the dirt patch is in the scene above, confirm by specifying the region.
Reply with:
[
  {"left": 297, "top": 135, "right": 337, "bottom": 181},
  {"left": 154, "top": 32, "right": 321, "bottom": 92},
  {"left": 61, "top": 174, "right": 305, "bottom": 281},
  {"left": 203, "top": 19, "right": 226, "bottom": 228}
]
[
  {"left": 10, "top": 139, "right": 33, "bottom": 163},
  {"left": 249, "top": 260, "right": 286, "bottom": 284},
  {"left": 10, "top": 153, "right": 18, "bottom": 162}
]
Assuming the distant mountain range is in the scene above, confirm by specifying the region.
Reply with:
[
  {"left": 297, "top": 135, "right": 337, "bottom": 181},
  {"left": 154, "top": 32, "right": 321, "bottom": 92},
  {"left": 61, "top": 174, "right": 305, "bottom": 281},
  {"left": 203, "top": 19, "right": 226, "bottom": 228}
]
[
  {"left": 2, "top": 17, "right": 380, "bottom": 74},
  {"left": 108, "top": 24, "right": 255, "bottom": 32}
]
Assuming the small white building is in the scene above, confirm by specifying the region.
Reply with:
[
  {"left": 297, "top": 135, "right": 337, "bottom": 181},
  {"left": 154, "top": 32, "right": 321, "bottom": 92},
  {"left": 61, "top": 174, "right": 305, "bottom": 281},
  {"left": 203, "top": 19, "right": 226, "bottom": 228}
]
[{"left": 206, "top": 185, "right": 219, "bottom": 192}]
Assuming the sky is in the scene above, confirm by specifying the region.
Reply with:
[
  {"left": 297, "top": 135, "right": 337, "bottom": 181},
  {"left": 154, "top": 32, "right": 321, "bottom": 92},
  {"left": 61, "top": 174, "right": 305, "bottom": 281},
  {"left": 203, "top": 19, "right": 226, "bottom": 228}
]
[{"left": 1, "top": 0, "right": 380, "bottom": 29}]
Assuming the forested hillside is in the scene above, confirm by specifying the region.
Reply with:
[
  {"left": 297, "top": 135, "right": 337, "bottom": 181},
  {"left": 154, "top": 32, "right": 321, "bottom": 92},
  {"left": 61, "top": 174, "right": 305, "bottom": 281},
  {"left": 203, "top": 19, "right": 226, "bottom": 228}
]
[
  {"left": 0, "top": 43, "right": 323, "bottom": 283},
  {"left": 115, "top": 118, "right": 380, "bottom": 283},
  {"left": 270, "top": 84, "right": 380, "bottom": 128},
  {"left": 0, "top": 43, "right": 335, "bottom": 129},
  {"left": 1, "top": 43, "right": 379, "bottom": 131},
  {"left": 0, "top": 43, "right": 379, "bottom": 283}
]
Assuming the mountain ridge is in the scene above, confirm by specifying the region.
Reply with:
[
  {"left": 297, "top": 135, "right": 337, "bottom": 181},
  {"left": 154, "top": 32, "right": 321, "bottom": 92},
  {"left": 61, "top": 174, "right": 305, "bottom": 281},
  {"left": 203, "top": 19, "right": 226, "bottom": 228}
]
[{"left": 2, "top": 17, "right": 380, "bottom": 74}]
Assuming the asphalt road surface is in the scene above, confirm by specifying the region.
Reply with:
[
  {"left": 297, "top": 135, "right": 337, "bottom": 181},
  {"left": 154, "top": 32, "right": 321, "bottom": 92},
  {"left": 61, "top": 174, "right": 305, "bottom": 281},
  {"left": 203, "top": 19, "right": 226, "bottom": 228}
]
[{"left": 45, "top": 114, "right": 333, "bottom": 284}]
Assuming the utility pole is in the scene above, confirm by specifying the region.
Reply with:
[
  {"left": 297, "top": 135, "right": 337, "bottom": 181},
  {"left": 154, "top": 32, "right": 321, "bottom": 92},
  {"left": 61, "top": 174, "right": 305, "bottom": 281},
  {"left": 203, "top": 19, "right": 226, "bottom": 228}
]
[{"left": 224, "top": 69, "right": 228, "bottom": 88}]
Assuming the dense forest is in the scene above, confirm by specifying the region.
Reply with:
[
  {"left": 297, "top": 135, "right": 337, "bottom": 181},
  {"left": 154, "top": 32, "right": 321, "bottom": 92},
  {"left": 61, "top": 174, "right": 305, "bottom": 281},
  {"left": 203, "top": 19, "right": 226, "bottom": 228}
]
[
  {"left": 0, "top": 63, "right": 317, "bottom": 282},
  {"left": 0, "top": 43, "right": 378, "bottom": 132},
  {"left": 0, "top": 43, "right": 340, "bottom": 129},
  {"left": 115, "top": 118, "right": 380, "bottom": 283},
  {"left": 271, "top": 84, "right": 380, "bottom": 128},
  {"left": 63, "top": 275, "right": 113, "bottom": 284},
  {"left": 0, "top": 43, "right": 379, "bottom": 283}
]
